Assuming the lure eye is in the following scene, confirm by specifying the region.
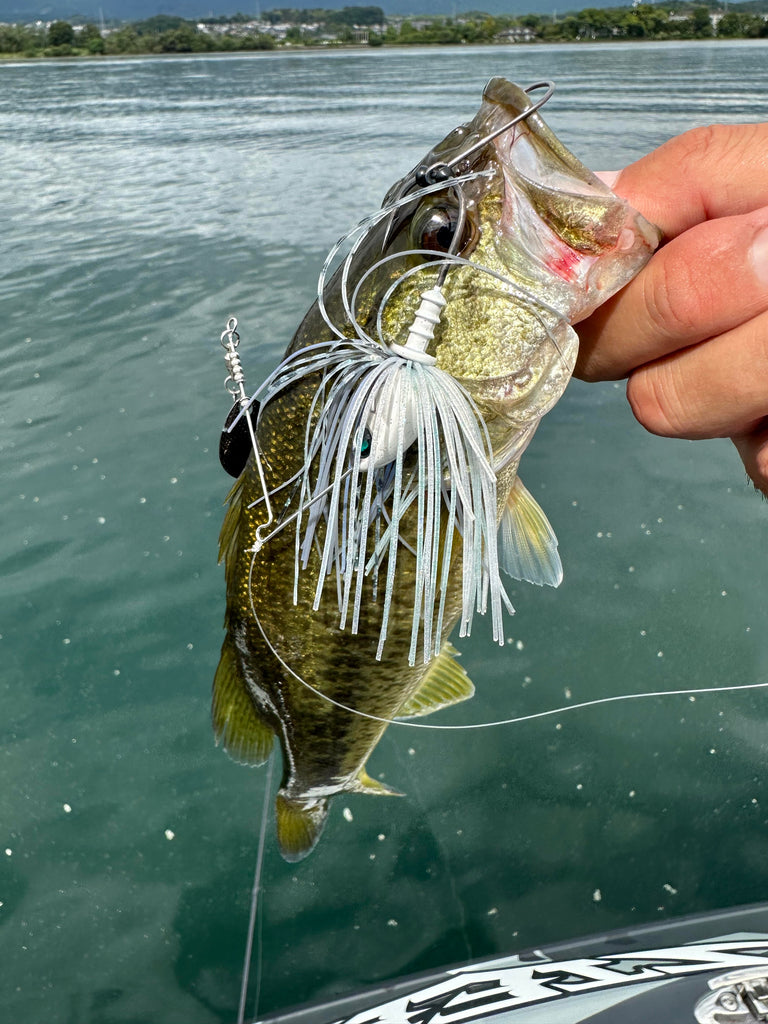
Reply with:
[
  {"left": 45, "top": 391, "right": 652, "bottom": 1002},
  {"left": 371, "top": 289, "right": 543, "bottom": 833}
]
[
  {"left": 360, "top": 428, "right": 372, "bottom": 458},
  {"left": 410, "top": 202, "right": 473, "bottom": 256}
]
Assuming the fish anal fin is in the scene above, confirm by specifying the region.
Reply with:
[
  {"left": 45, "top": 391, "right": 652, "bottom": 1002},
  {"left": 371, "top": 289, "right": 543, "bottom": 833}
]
[
  {"left": 499, "top": 476, "right": 563, "bottom": 588},
  {"left": 212, "top": 638, "right": 274, "bottom": 766},
  {"left": 397, "top": 642, "right": 475, "bottom": 719},
  {"left": 351, "top": 768, "right": 404, "bottom": 797},
  {"left": 275, "top": 793, "right": 328, "bottom": 863}
]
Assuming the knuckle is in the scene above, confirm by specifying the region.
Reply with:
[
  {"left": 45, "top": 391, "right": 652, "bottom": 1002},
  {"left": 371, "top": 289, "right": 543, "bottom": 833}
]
[
  {"left": 578, "top": 363, "right": 602, "bottom": 384},
  {"left": 736, "top": 430, "right": 768, "bottom": 497},
  {"left": 672, "top": 123, "right": 766, "bottom": 212},
  {"left": 643, "top": 245, "right": 716, "bottom": 341},
  {"left": 752, "top": 449, "right": 768, "bottom": 495},
  {"left": 673, "top": 123, "right": 747, "bottom": 178},
  {"left": 675, "top": 124, "right": 722, "bottom": 166},
  {"left": 626, "top": 364, "right": 686, "bottom": 438},
  {"left": 574, "top": 347, "right": 606, "bottom": 384}
]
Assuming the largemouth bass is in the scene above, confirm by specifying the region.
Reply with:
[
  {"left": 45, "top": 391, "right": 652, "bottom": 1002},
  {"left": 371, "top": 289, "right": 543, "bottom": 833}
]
[{"left": 213, "top": 79, "right": 660, "bottom": 861}]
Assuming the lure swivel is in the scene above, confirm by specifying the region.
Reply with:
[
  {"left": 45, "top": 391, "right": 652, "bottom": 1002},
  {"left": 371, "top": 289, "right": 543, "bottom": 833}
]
[{"left": 221, "top": 316, "right": 249, "bottom": 409}]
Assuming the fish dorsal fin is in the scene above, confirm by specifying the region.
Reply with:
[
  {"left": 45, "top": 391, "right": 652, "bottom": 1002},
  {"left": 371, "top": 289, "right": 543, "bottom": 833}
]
[
  {"left": 351, "top": 769, "right": 404, "bottom": 797},
  {"left": 397, "top": 642, "right": 475, "bottom": 719},
  {"left": 212, "top": 638, "right": 274, "bottom": 766},
  {"left": 499, "top": 476, "right": 563, "bottom": 588},
  {"left": 275, "top": 794, "right": 329, "bottom": 863}
]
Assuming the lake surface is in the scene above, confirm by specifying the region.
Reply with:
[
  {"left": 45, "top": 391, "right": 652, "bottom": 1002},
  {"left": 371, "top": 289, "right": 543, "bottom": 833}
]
[{"left": 2, "top": 40, "right": 768, "bottom": 1024}]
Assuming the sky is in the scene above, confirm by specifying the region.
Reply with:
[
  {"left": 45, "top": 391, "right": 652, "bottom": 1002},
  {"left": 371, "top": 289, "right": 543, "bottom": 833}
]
[{"left": 1, "top": 0, "right": 627, "bottom": 24}]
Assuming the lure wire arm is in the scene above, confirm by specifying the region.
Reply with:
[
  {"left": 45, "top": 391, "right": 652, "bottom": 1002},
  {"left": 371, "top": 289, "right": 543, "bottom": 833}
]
[
  {"left": 382, "top": 80, "right": 554, "bottom": 243},
  {"left": 443, "top": 80, "right": 554, "bottom": 175}
]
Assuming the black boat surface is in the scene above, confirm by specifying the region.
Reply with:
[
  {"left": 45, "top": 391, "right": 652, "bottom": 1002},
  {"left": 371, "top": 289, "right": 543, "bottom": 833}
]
[{"left": 254, "top": 902, "right": 768, "bottom": 1024}]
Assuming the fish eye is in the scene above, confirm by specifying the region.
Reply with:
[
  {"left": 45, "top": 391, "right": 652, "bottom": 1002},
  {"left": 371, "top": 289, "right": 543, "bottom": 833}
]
[{"left": 410, "top": 202, "right": 472, "bottom": 255}]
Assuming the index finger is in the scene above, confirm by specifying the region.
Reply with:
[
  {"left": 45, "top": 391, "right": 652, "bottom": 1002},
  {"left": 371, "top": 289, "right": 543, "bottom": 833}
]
[
  {"left": 612, "top": 122, "right": 768, "bottom": 237},
  {"left": 576, "top": 123, "right": 768, "bottom": 382}
]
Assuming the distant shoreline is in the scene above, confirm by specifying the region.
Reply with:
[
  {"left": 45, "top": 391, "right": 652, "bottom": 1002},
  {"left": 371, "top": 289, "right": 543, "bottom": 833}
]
[
  {"left": 3, "top": 3, "right": 767, "bottom": 62},
  {"left": 2, "top": 35, "right": 766, "bottom": 63}
]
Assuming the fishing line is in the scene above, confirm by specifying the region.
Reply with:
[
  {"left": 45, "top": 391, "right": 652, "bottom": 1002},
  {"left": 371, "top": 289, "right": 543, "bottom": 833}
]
[
  {"left": 238, "top": 753, "right": 274, "bottom": 1024},
  {"left": 247, "top": 555, "right": 768, "bottom": 730}
]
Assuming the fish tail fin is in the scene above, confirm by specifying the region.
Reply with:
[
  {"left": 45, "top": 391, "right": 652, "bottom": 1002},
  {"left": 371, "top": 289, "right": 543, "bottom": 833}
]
[
  {"left": 212, "top": 637, "right": 274, "bottom": 766},
  {"left": 275, "top": 793, "right": 329, "bottom": 863},
  {"left": 351, "top": 768, "right": 404, "bottom": 797}
]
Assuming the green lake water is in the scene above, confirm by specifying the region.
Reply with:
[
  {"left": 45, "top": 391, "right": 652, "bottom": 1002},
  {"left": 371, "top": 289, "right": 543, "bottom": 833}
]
[{"left": 1, "top": 40, "right": 768, "bottom": 1023}]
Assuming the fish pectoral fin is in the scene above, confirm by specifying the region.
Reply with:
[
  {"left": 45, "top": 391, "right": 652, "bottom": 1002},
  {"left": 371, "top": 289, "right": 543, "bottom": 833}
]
[
  {"left": 351, "top": 768, "right": 404, "bottom": 797},
  {"left": 275, "top": 793, "right": 328, "bottom": 863},
  {"left": 212, "top": 637, "right": 274, "bottom": 766},
  {"left": 499, "top": 476, "right": 563, "bottom": 588},
  {"left": 396, "top": 642, "right": 475, "bottom": 719},
  {"left": 218, "top": 473, "right": 244, "bottom": 566}
]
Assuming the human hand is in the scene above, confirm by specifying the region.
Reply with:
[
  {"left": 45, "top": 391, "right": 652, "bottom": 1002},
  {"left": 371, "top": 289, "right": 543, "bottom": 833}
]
[{"left": 575, "top": 123, "right": 768, "bottom": 494}]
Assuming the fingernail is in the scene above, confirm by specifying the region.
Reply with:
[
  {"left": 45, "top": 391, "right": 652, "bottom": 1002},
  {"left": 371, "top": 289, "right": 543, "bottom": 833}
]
[{"left": 750, "top": 225, "right": 768, "bottom": 286}]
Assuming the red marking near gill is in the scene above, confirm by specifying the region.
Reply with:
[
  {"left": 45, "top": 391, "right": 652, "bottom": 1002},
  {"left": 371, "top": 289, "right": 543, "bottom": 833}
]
[{"left": 546, "top": 247, "right": 580, "bottom": 282}]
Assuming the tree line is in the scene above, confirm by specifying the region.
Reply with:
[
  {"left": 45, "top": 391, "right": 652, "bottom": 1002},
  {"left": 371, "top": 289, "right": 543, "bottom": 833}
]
[
  {"left": 1, "top": 3, "right": 767, "bottom": 59},
  {"left": 0, "top": 18, "right": 276, "bottom": 55}
]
